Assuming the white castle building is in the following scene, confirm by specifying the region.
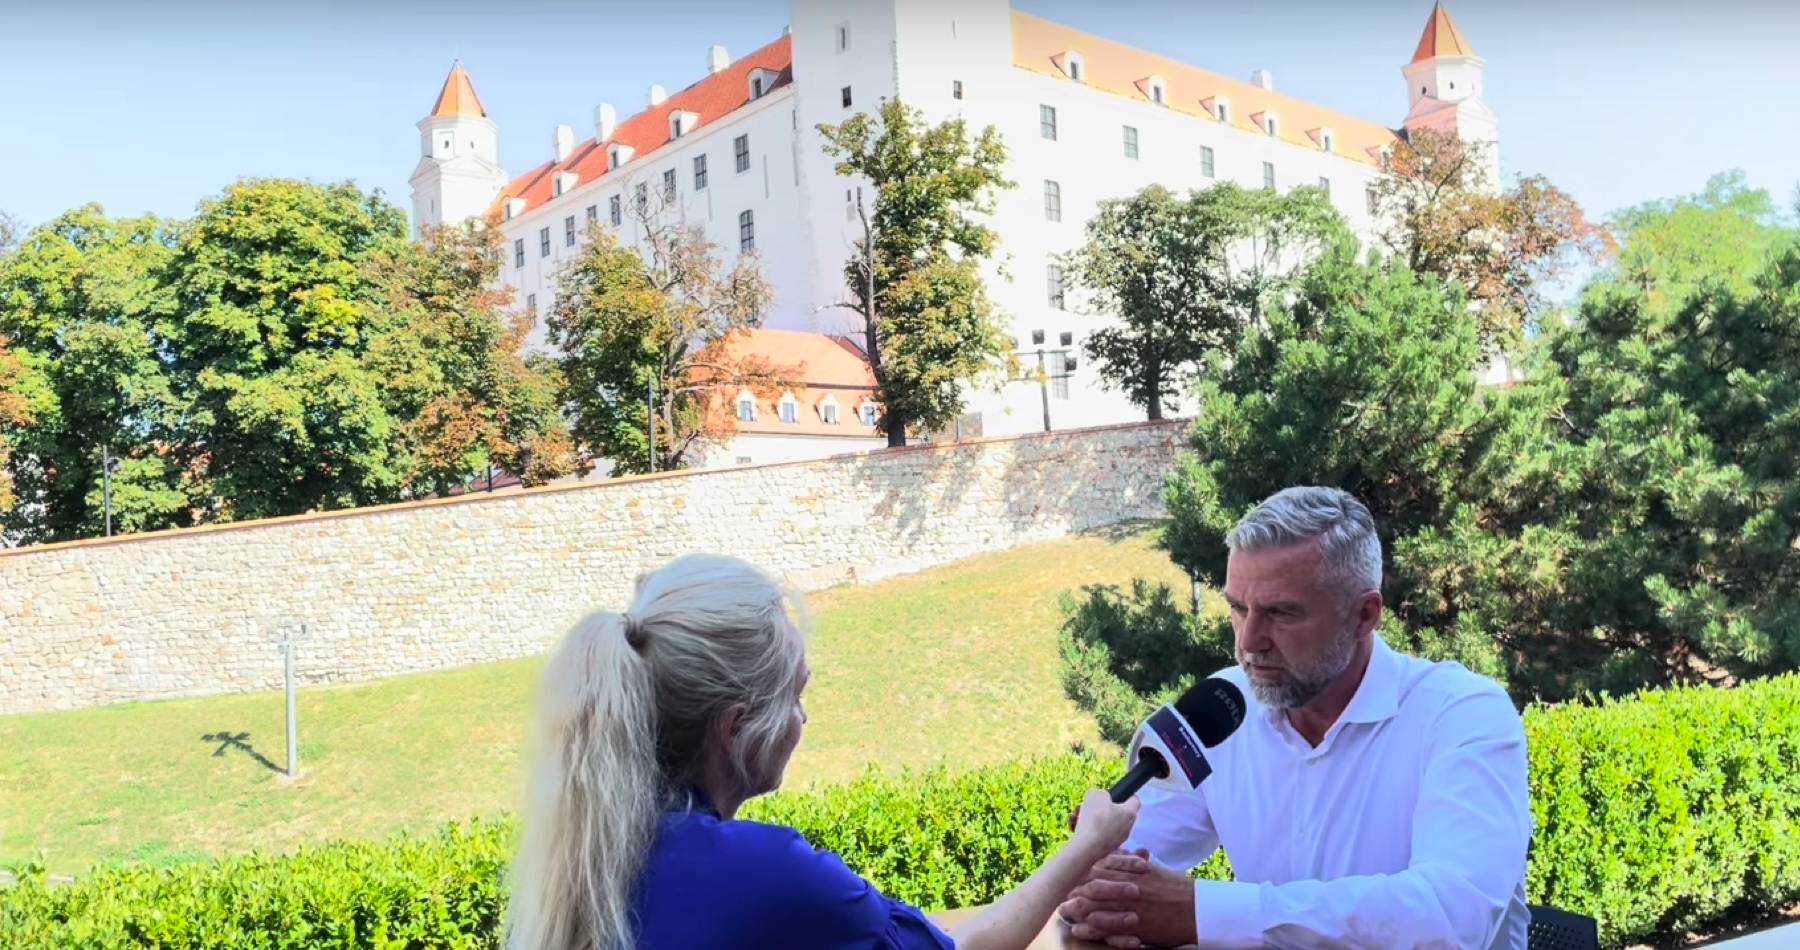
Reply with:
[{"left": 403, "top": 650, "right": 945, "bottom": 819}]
[{"left": 409, "top": 0, "right": 1500, "bottom": 442}]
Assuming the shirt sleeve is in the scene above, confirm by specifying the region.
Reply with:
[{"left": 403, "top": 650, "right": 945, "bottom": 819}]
[
  {"left": 1122, "top": 782, "right": 1223, "bottom": 872},
  {"left": 1190, "top": 689, "right": 1532, "bottom": 950},
  {"left": 751, "top": 822, "right": 956, "bottom": 950}
]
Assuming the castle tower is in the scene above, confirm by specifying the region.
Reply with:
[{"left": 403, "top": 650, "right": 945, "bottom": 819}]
[
  {"left": 408, "top": 62, "right": 510, "bottom": 236},
  {"left": 1401, "top": 4, "right": 1500, "bottom": 189}
]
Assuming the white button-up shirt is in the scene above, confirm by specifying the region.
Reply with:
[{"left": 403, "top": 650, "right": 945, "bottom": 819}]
[{"left": 1122, "top": 639, "right": 1532, "bottom": 950}]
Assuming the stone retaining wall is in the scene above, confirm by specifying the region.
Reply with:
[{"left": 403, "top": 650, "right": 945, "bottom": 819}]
[{"left": 0, "top": 421, "right": 1186, "bottom": 715}]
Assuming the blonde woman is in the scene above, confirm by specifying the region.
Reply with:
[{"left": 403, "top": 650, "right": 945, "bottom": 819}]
[{"left": 505, "top": 553, "right": 1140, "bottom": 950}]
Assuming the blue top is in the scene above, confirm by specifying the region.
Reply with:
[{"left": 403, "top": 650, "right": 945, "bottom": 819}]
[{"left": 633, "top": 789, "right": 957, "bottom": 950}]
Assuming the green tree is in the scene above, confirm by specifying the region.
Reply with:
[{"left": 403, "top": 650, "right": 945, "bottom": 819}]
[
  {"left": 0, "top": 336, "right": 52, "bottom": 517},
  {"left": 548, "top": 193, "right": 788, "bottom": 475},
  {"left": 365, "top": 217, "right": 575, "bottom": 496},
  {"left": 0, "top": 206, "right": 192, "bottom": 543},
  {"left": 166, "top": 179, "right": 414, "bottom": 521},
  {"left": 1607, "top": 170, "right": 1798, "bottom": 309},
  {"left": 819, "top": 99, "right": 1013, "bottom": 446},
  {"left": 1062, "top": 182, "right": 1346, "bottom": 420}
]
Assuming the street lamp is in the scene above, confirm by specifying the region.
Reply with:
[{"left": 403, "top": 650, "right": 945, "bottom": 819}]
[
  {"left": 101, "top": 445, "right": 120, "bottom": 537},
  {"left": 1012, "top": 336, "right": 1077, "bottom": 433}
]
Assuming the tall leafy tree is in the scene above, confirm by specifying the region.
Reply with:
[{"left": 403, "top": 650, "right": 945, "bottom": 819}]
[
  {"left": 166, "top": 179, "right": 414, "bottom": 521},
  {"left": 1063, "top": 182, "right": 1346, "bottom": 420},
  {"left": 0, "top": 335, "right": 52, "bottom": 518},
  {"left": 819, "top": 99, "right": 1013, "bottom": 446},
  {"left": 0, "top": 206, "right": 191, "bottom": 542},
  {"left": 1372, "top": 129, "right": 1611, "bottom": 350},
  {"left": 365, "top": 217, "right": 575, "bottom": 495},
  {"left": 548, "top": 192, "right": 788, "bottom": 475}
]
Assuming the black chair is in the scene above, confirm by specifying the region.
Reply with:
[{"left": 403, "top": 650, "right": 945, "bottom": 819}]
[{"left": 1529, "top": 904, "right": 1600, "bottom": 950}]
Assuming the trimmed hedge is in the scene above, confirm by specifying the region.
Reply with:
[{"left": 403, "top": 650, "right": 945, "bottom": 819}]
[{"left": 3, "top": 675, "right": 1796, "bottom": 949}]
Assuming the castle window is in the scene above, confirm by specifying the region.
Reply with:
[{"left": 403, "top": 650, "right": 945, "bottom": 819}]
[
  {"left": 842, "top": 85, "right": 853, "bottom": 109},
  {"left": 1321, "top": 129, "right": 1335, "bottom": 153},
  {"left": 734, "top": 134, "right": 751, "bottom": 173},
  {"left": 526, "top": 293, "right": 537, "bottom": 315},
  {"left": 1318, "top": 177, "right": 1330, "bottom": 196},
  {"left": 860, "top": 402, "right": 878, "bottom": 426},
  {"left": 1263, "top": 162, "right": 1276, "bottom": 190},
  {"left": 1123, "top": 125, "right": 1139, "bottom": 160},
  {"left": 1047, "top": 263, "right": 1065, "bottom": 309},
  {"left": 513, "top": 239, "right": 524, "bottom": 268},
  {"left": 836, "top": 22, "right": 851, "bottom": 53},
  {"left": 1040, "top": 104, "right": 1057, "bottom": 141},
  {"left": 662, "top": 169, "right": 677, "bottom": 202},
  {"left": 737, "top": 395, "right": 755, "bottom": 422},
  {"left": 694, "top": 154, "right": 709, "bottom": 191},
  {"left": 1063, "top": 52, "right": 1085, "bottom": 82},
  {"left": 564, "top": 215, "right": 576, "bottom": 247},
  {"left": 1265, "top": 114, "right": 1280, "bottom": 138},
  {"left": 953, "top": 80, "right": 963, "bottom": 100},
  {"left": 779, "top": 395, "right": 798, "bottom": 424},
  {"left": 822, "top": 400, "right": 841, "bottom": 425},
  {"left": 1201, "top": 146, "right": 1215, "bottom": 178},
  {"left": 1147, "top": 77, "right": 1167, "bottom": 105},
  {"left": 739, "top": 210, "right": 755, "bottom": 251},
  {"left": 539, "top": 227, "right": 550, "bottom": 258},
  {"left": 1216, "top": 99, "right": 1232, "bottom": 124},
  {"left": 585, "top": 204, "right": 597, "bottom": 225},
  {"left": 609, "top": 195, "right": 622, "bottom": 226},
  {"left": 1043, "top": 180, "right": 1061, "bottom": 222}
]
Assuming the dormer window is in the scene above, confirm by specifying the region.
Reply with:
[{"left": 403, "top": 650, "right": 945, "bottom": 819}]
[
  {"left": 1146, "top": 76, "right": 1167, "bottom": 106},
  {"left": 1319, "top": 128, "right": 1335, "bottom": 153},
  {"left": 859, "top": 401, "right": 878, "bottom": 427},
  {"left": 504, "top": 197, "right": 526, "bottom": 220},
  {"left": 1263, "top": 112, "right": 1280, "bottom": 138},
  {"left": 608, "top": 144, "right": 634, "bottom": 170},
  {"left": 1215, "top": 97, "right": 1232, "bottom": 124},
  {"left": 554, "top": 171, "right": 578, "bottom": 197},
  {"left": 749, "top": 68, "right": 776, "bottom": 101},
  {"left": 670, "top": 111, "right": 698, "bottom": 139},
  {"left": 821, "top": 397, "right": 841, "bottom": 425},
  {"left": 736, "top": 393, "right": 756, "bottom": 422},
  {"left": 779, "top": 394, "right": 799, "bottom": 424},
  {"left": 1061, "top": 51, "right": 1085, "bottom": 82}
]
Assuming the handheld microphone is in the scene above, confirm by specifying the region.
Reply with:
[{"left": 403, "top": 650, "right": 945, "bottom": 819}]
[{"left": 1109, "top": 677, "right": 1245, "bottom": 803}]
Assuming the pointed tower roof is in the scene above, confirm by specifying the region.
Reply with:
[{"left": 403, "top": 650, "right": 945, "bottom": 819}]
[
  {"left": 430, "top": 62, "right": 487, "bottom": 119},
  {"left": 1410, "top": 3, "right": 1476, "bottom": 64}
]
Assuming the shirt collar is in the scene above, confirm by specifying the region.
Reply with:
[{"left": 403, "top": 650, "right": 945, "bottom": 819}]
[{"left": 1336, "top": 636, "right": 1404, "bottom": 725}]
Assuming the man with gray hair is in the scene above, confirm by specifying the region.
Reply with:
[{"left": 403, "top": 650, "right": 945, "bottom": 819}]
[{"left": 1059, "top": 486, "right": 1531, "bottom": 949}]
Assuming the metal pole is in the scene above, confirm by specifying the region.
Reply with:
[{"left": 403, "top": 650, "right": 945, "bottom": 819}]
[
  {"left": 284, "top": 627, "right": 299, "bottom": 779},
  {"left": 647, "top": 376, "right": 657, "bottom": 471},
  {"left": 1037, "top": 350, "right": 1052, "bottom": 432},
  {"left": 102, "top": 444, "right": 114, "bottom": 537}
]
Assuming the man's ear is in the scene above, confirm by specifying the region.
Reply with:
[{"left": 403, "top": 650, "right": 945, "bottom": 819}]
[{"left": 1354, "top": 590, "right": 1384, "bottom": 641}]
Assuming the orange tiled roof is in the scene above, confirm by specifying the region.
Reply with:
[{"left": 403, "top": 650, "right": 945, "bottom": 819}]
[
  {"left": 1411, "top": 4, "right": 1476, "bottom": 64},
  {"left": 431, "top": 62, "right": 487, "bottom": 119},
  {"left": 704, "top": 329, "right": 880, "bottom": 439},
  {"left": 497, "top": 36, "right": 793, "bottom": 217},
  {"left": 1010, "top": 12, "right": 1399, "bottom": 167}
]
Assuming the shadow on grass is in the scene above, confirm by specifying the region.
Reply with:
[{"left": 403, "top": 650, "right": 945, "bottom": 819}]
[
  {"left": 201, "top": 731, "right": 284, "bottom": 773},
  {"left": 1076, "top": 518, "right": 1167, "bottom": 545}
]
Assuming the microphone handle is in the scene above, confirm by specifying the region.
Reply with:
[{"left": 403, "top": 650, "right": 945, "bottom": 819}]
[{"left": 1108, "top": 755, "right": 1163, "bottom": 803}]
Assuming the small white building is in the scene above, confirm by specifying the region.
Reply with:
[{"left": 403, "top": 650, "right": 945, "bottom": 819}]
[
  {"left": 695, "top": 328, "right": 888, "bottom": 468},
  {"left": 410, "top": 1, "right": 1510, "bottom": 443}
]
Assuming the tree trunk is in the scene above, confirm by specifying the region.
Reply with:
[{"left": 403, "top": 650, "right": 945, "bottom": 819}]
[{"left": 1147, "top": 393, "right": 1164, "bottom": 421}]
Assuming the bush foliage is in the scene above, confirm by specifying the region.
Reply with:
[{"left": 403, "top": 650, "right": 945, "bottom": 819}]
[{"left": 4, "top": 677, "right": 1797, "bottom": 949}]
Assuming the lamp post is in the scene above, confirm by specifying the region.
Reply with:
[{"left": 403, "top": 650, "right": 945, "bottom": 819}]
[{"left": 101, "top": 445, "right": 119, "bottom": 537}]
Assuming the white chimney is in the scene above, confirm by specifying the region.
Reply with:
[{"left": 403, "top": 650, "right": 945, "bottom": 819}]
[
  {"left": 1251, "top": 69, "right": 1274, "bottom": 91},
  {"left": 707, "top": 45, "right": 730, "bottom": 74},
  {"left": 595, "top": 103, "right": 617, "bottom": 142},
  {"left": 553, "top": 124, "right": 574, "bottom": 162},
  {"left": 648, "top": 84, "right": 668, "bottom": 107}
]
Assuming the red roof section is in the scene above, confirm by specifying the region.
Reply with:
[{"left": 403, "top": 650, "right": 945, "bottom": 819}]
[
  {"left": 431, "top": 62, "right": 487, "bottom": 118},
  {"left": 707, "top": 329, "right": 880, "bottom": 439},
  {"left": 1411, "top": 4, "right": 1476, "bottom": 64},
  {"left": 1012, "top": 12, "right": 1399, "bottom": 167},
  {"left": 497, "top": 36, "right": 793, "bottom": 216}
]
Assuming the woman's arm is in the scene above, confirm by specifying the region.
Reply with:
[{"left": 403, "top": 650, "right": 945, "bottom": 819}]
[{"left": 950, "top": 790, "right": 1139, "bottom": 950}]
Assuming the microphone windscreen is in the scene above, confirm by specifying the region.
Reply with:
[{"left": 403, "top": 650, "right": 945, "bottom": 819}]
[{"left": 1173, "top": 677, "right": 1246, "bottom": 747}]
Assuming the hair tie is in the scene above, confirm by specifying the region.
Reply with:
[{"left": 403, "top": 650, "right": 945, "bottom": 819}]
[{"left": 621, "top": 613, "right": 648, "bottom": 652}]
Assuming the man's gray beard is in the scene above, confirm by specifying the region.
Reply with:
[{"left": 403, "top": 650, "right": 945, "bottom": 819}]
[{"left": 1239, "top": 625, "right": 1358, "bottom": 710}]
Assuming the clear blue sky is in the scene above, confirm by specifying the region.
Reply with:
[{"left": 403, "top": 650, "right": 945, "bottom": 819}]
[{"left": 3, "top": 0, "right": 1795, "bottom": 232}]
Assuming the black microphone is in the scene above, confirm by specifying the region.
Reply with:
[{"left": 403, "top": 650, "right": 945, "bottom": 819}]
[{"left": 1108, "top": 677, "right": 1245, "bottom": 803}]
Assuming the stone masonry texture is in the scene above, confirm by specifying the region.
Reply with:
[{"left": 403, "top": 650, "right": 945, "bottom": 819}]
[{"left": 0, "top": 421, "right": 1185, "bottom": 715}]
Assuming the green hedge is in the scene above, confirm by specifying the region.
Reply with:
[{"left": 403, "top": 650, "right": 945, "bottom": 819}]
[{"left": 3, "top": 676, "right": 1796, "bottom": 949}]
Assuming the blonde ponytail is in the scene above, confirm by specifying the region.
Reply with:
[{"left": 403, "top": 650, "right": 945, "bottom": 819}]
[
  {"left": 506, "top": 611, "right": 660, "bottom": 950},
  {"left": 505, "top": 554, "right": 809, "bottom": 950}
]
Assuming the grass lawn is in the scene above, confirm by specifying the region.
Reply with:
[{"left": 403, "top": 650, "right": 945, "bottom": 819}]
[{"left": 0, "top": 522, "right": 1190, "bottom": 875}]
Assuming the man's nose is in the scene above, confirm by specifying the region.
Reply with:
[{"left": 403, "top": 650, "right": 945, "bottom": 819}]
[{"left": 1237, "top": 613, "right": 1274, "bottom": 653}]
